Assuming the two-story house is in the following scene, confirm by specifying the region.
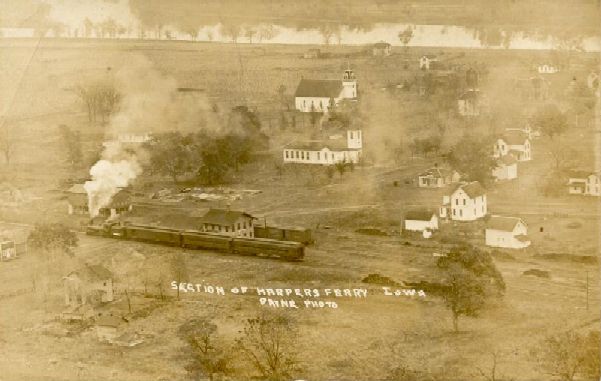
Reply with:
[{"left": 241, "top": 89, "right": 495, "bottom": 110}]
[
  {"left": 439, "top": 181, "right": 487, "bottom": 221},
  {"left": 567, "top": 171, "right": 600, "bottom": 196},
  {"left": 493, "top": 131, "right": 532, "bottom": 161}
]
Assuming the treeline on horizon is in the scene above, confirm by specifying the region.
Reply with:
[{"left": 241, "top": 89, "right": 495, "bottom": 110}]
[{"left": 1, "top": 0, "right": 600, "bottom": 39}]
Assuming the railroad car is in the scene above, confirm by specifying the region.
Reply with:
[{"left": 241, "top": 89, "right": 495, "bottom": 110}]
[
  {"left": 232, "top": 237, "right": 304, "bottom": 260},
  {"left": 181, "top": 230, "right": 232, "bottom": 252},
  {"left": 282, "top": 227, "right": 313, "bottom": 245},
  {"left": 124, "top": 225, "right": 182, "bottom": 246}
]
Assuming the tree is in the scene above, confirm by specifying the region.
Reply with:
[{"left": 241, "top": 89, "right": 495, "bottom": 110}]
[
  {"left": 28, "top": 223, "right": 78, "bottom": 256},
  {"left": 437, "top": 245, "right": 505, "bottom": 332},
  {"left": 0, "top": 125, "right": 14, "bottom": 165},
  {"left": 237, "top": 312, "right": 300, "bottom": 381},
  {"left": 27, "top": 223, "right": 78, "bottom": 295},
  {"left": 445, "top": 135, "right": 496, "bottom": 186},
  {"left": 531, "top": 104, "right": 568, "bottom": 139},
  {"left": 244, "top": 26, "right": 257, "bottom": 43},
  {"left": 398, "top": 26, "right": 414, "bottom": 53},
  {"left": 179, "top": 317, "right": 232, "bottom": 381},
  {"left": 74, "top": 80, "right": 121, "bottom": 124},
  {"left": 170, "top": 251, "right": 188, "bottom": 300},
  {"left": 58, "top": 125, "right": 83, "bottom": 168},
  {"left": 531, "top": 330, "right": 600, "bottom": 381},
  {"left": 257, "top": 25, "right": 276, "bottom": 42},
  {"left": 334, "top": 161, "right": 346, "bottom": 176},
  {"left": 145, "top": 132, "right": 198, "bottom": 183}
]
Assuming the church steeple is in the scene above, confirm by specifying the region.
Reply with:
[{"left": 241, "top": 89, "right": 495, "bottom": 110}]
[{"left": 342, "top": 63, "right": 357, "bottom": 99}]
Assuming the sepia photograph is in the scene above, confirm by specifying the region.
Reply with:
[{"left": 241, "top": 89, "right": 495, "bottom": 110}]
[{"left": 0, "top": 1, "right": 600, "bottom": 380}]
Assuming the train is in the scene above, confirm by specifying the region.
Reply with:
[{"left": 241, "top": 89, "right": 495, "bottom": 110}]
[
  {"left": 253, "top": 225, "right": 313, "bottom": 245},
  {"left": 86, "top": 222, "right": 305, "bottom": 261}
]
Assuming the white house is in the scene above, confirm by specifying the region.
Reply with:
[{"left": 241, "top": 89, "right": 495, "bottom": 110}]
[
  {"left": 537, "top": 64, "right": 559, "bottom": 74},
  {"left": 457, "top": 90, "right": 485, "bottom": 116},
  {"left": 440, "top": 181, "right": 487, "bottom": 221},
  {"left": 492, "top": 155, "right": 518, "bottom": 181},
  {"left": 372, "top": 41, "right": 392, "bottom": 56},
  {"left": 419, "top": 55, "right": 439, "bottom": 70},
  {"left": 103, "top": 132, "right": 152, "bottom": 148},
  {"left": 403, "top": 210, "right": 439, "bottom": 233},
  {"left": 283, "top": 130, "right": 362, "bottom": 165},
  {"left": 199, "top": 209, "right": 255, "bottom": 237},
  {"left": 485, "top": 215, "right": 531, "bottom": 249},
  {"left": 417, "top": 167, "right": 461, "bottom": 188},
  {"left": 567, "top": 171, "right": 600, "bottom": 196},
  {"left": 63, "top": 264, "right": 114, "bottom": 306},
  {"left": 493, "top": 131, "right": 531, "bottom": 161},
  {"left": 294, "top": 69, "right": 357, "bottom": 113}
]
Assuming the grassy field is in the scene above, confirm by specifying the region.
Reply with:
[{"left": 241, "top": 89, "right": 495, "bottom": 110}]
[{"left": 0, "top": 38, "right": 599, "bottom": 380}]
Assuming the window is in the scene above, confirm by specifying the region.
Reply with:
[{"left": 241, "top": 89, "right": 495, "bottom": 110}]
[
  {"left": 243, "top": 221, "right": 246, "bottom": 229},
  {"left": 296, "top": 151, "right": 299, "bottom": 159},
  {"left": 350, "top": 131, "right": 354, "bottom": 139},
  {"left": 225, "top": 226, "right": 229, "bottom": 232},
  {"left": 301, "top": 151, "right": 304, "bottom": 159},
  {"left": 455, "top": 199, "right": 458, "bottom": 205},
  {"left": 317, "top": 152, "right": 320, "bottom": 160},
  {"left": 453, "top": 209, "right": 456, "bottom": 216},
  {"left": 285, "top": 151, "right": 289, "bottom": 158},
  {"left": 459, "top": 210, "right": 463, "bottom": 217},
  {"left": 237, "top": 223, "right": 241, "bottom": 230},
  {"left": 463, "top": 199, "right": 466, "bottom": 206},
  {"left": 306, "top": 152, "right": 310, "bottom": 160}
]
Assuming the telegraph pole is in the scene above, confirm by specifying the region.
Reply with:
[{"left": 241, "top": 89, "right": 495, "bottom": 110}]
[{"left": 585, "top": 270, "right": 589, "bottom": 311}]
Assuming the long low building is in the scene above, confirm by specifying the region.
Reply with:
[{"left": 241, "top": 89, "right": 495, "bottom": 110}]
[
  {"left": 485, "top": 215, "right": 530, "bottom": 249},
  {"left": 283, "top": 130, "right": 362, "bottom": 165}
]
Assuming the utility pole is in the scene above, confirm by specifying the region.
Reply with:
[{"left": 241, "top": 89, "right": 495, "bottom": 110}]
[{"left": 585, "top": 270, "right": 589, "bottom": 311}]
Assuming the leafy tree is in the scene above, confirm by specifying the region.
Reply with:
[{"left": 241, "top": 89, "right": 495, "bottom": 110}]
[
  {"left": 237, "top": 312, "right": 300, "bottom": 381},
  {"left": 398, "top": 26, "right": 414, "bottom": 53},
  {"left": 334, "top": 161, "right": 347, "bottom": 176},
  {"left": 531, "top": 330, "right": 600, "bottom": 381},
  {"left": 437, "top": 245, "right": 504, "bottom": 331},
  {"left": 58, "top": 125, "right": 83, "bottom": 168},
  {"left": 179, "top": 317, "right": 232, "bottom": 381},
  {"left": 145, "top": 132, "right": 198, "bottom": 183},
  {"left": 531, "top": 104, "right": 568, "bottom": 139},
  {"left": 445, "top": 135, "right": 496, "bottom": 186},
  {"left": 28, "top": 223, "right": 78, "bottom": 256}
]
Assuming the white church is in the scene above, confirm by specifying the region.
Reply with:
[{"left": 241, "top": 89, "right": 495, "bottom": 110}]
[
  {"left": 294, "top": 68, "right": 357, "bottom": 113},
  {"left": 283, "top": 130, "right": 363, "bottom": 165}
]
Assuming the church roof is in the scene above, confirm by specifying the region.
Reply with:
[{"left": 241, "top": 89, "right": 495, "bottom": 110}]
[{"left": 294, "top": 79, "right": 343, "bottom": 98}]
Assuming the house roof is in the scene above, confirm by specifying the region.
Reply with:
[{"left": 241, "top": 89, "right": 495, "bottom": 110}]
[
  {"left": 498, "top": 155, "right": 517, "bottom": 165},
  {"left": 67, "top": 188, "right": 131, "bottom": 208},
  {"left": 66, "top": 263, "right": 113, "bottom": 281},
  {"left": 501, "top": 131, "right": 528, "bottom": 145},
  {"left": 567, "top": 170, "right": 597, "bottom": 179},
  {"left": 294, "top": 79, "right": 343, "bottom": 98},
  {"left": 374, "top": 41, "right": 391, "bottom": 48},
  {"left": 487, "top": 216, "right": 524, "bottom": 232},
  {"left": 201, "top": 209, "right": 254, "bottom": 226},
  {"left": 453, "top": 181, "right": 486, "bottom": 198},
  {"left": 285, "top": 139, "right": 355, "bottom": 151},
  {"left": 418, "top": 167, "right": 454, "bottom": 178},
  {"left": 458, "top": 89, "right": 480, "bottom": 100},
  {"left": 405, "top": 209, "right": 436, "bottom": 221}
]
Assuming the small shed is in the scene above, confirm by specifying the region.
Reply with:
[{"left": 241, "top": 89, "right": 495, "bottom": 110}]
[
  {"left": 485, "top": 216, "right": 530, "bottom": 249},
  {"left": 372, "top": 41, "right": 392, "bottom": 56},
  {"left": 403, "top": 210, "right": 439, "bottom": 233}
]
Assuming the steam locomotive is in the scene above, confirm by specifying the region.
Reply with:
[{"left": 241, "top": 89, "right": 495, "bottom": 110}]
[{"left": 86, "top": 222, "right": 305, "bottom": 261}]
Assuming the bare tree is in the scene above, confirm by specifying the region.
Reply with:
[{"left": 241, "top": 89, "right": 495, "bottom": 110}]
[
  {"left": 179, "top": 317, "right": 232, "bottom": 381},
  {"left": 237, "top": 312, "right": 301, "bottom": 381},
  {"left": 74, "top": 80, "right": 121, "bottom": 124}
]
